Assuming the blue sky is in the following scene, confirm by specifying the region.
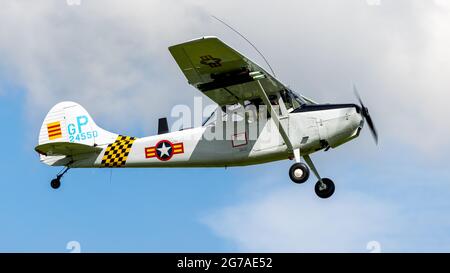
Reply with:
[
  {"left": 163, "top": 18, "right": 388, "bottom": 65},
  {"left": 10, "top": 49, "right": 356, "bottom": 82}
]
[{"left": 1, "top": 0, "right": 450, "bottom": 252}]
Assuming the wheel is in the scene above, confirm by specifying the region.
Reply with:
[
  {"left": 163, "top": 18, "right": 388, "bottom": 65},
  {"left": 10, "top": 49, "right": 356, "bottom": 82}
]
[
  {"left": 289, "top": 163, "right": 310, "bottom": 184},
  {"left": 314, "top": 178, "right": 335, "bottom": 198},
  {"left": 51, "top": 178, "right": 61, "bottom": 189}
]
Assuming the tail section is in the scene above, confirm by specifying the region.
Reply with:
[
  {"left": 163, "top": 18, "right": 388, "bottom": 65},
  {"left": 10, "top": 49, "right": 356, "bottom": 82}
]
[{"left": 36, "top": 101, "right": 118, "bottom": 165}]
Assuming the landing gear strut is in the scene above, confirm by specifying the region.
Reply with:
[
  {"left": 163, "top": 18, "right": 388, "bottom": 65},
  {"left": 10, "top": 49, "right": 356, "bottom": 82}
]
[
  {"left": 51, "top": 166, "right": 70, "bottom": 189},
  {"left": 303, "top": 155, "right": 335, "bottom": 199}
]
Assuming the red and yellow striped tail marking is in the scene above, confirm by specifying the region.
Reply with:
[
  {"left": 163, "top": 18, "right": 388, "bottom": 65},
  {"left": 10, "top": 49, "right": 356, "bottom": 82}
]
[{"left": 47, "top": 121, "right": 62, "bottom": 140}]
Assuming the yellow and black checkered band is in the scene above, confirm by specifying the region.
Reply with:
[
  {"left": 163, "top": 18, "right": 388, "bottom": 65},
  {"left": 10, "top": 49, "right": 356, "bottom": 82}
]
[{"left": 101, "top": 135, "right": 136, "bottom": 168}]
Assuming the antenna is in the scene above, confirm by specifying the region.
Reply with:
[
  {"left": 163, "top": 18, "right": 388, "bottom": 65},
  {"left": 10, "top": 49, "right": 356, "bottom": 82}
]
[{"left": 211, "top": 15, "right": 277, "bottom": 78}]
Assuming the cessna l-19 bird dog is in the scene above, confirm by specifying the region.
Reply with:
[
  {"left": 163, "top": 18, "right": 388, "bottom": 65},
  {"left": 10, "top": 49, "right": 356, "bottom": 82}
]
[{"left": 35, "top": 36, "right": 377, "bottom": 198}]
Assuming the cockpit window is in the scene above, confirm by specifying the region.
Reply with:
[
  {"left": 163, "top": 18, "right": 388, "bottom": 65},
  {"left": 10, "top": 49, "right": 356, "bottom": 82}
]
[
  {"left": 282, "top": 89, "right": 305, "bottom": 112},
  {"left": 202, "top": 104, "right": 249, "bottom": 126},
  {"left": 202, "top": 89, "right": 306, "bottom": 126}
]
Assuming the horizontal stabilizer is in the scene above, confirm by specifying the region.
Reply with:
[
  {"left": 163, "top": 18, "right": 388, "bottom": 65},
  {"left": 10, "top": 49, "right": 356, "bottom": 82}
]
[{"left": 35, "top": 142, "right": 102, "bottom": 157}]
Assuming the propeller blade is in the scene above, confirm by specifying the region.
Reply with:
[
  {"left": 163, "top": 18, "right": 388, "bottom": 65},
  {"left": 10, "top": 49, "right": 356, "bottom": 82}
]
[
  {"left": 353, "top": 84, "right": 364, "bottom": 108},
  {"left": 365, "top": 113, "right": 378, "bottom": 144},
  {"left": 353, "top": 84, "right": 378, "bottom": 144}
]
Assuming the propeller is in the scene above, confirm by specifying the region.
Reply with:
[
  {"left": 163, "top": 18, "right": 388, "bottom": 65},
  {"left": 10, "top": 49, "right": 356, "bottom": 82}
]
[{"left": 353, "top": 84, "right": 378, "bottom": 144}]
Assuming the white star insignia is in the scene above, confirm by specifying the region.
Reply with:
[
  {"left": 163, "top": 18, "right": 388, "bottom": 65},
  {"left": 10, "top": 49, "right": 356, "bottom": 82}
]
[{"left": 157, "top": 143, "right": 172, "bottom": 157}]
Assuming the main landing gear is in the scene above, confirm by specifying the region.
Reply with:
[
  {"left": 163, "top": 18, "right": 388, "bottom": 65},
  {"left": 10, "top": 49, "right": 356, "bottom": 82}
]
[
  {"left": 289, "top": 163, "right": 310, "bottom": 184},
  {"left": 289, "top": 152, "right": 335, "bottom": 199},
  {"left": 50, "top": 166, "right": 70, "bottom": 189}
]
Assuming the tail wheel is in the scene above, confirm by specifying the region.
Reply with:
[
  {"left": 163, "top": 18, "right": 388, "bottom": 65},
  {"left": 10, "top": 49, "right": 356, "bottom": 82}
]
[
  {"left": 314, "top": 178, "right": 335, "bottom": 198},
  {"left": 50, "top": 178, "right": 61, "bottom": 189},
  {"left": 289, "top": 163, "right": 310, "bottom": 184}
]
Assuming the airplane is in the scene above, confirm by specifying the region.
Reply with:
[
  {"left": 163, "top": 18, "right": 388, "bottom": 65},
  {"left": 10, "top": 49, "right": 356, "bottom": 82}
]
[{"left": 35, "top": 36, "right": 377, "bottom": 199}]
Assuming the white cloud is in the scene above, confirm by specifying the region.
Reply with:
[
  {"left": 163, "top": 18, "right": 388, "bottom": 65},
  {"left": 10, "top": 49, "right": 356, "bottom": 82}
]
[
  {"left": 192, "top": 0, "right": 450, "bottom": 155},
  {"left": 0, "top": 0, "right": 212, "bottom": 133},
  {"left": 202, "top": 183, "right": 401, "bottom": 252}
]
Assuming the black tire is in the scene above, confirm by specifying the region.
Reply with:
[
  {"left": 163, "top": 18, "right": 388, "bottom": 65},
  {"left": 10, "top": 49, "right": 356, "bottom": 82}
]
[
  {"left": 314, "top": 178, "right": 335, "bottom": 198},
  {"left": 51, "top": 178, "right": 61, "bottom": 189},
  {"left": 289, "top": 163, "right": 310, "bottom": 184}
]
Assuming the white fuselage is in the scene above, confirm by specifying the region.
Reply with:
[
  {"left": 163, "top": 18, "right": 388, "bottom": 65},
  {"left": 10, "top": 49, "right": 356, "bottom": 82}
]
[{"left": 68, "top": 105, "right": 363, "bottom": 168}]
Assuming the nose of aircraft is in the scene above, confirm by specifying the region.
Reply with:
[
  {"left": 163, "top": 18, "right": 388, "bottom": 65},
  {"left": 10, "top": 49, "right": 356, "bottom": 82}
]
[{"left": 353, "top": 104, "right": 364, "bottom": 128}]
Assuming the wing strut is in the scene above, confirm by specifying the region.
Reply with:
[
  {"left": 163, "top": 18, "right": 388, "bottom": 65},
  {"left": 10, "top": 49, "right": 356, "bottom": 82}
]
[{"left": 252, "top": 72, "right": 301, "bottom": 162}]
